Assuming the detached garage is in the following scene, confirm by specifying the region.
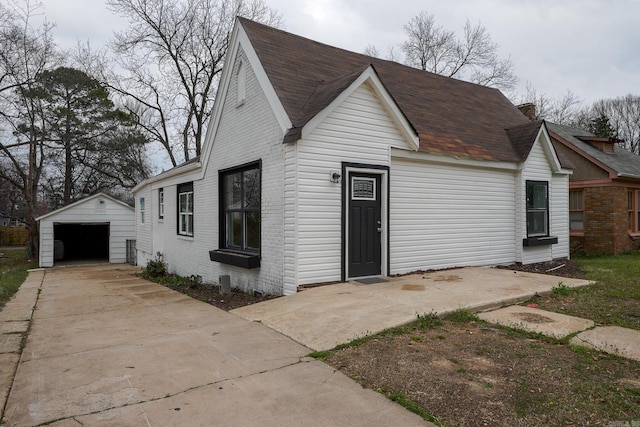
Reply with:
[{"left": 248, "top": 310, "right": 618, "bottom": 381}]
[{"left": 37, "top": 193, "right": 135, "bottom": 267}]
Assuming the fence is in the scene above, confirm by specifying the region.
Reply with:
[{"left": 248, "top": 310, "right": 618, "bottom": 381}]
[{"left": 0, "top": 226, "right": 28, "bottom": 246}]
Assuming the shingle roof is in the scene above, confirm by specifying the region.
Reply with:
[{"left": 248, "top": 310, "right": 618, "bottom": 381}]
[
  {"left": 239, "top": 18, "right": 534, "bottom": 163},
  {"left": 507, "top": 121, "right": 574, "bottom": 169},
  {"left": 547, "top": 122, "right": 640, "bottom": 179}
]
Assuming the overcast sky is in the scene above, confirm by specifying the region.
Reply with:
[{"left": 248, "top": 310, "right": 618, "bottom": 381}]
[{"left": 40, "top": 0, "right": 639, "bottom": 106}]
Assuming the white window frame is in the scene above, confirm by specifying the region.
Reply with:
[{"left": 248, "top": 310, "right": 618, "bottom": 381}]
[
  {"left": 177, "top": 183, "right": 194, "bottom": 237},
  {"left": 140, "top": 197, "right": 145, "bottom": 224},
  {"left": 158, "top": 188, "right": 164, "bottom": 219}
]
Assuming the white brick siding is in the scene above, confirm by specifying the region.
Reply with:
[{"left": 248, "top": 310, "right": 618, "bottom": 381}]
[{"left": 135, "top": 47, "right": 286, "bottom": 295}]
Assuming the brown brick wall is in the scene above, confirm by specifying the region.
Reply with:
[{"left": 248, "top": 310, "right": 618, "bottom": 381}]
[{"left": 572, "top": 186, "right": 640, "bottom": 254}]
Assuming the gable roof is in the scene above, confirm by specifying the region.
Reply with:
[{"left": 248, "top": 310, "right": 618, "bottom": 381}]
[
  {"left": 36, "top": 193, "right": 133, "bottom": 222},
  {"left": 547, "top": 122, "right": 640, "bottom": 179},
  {"left": 239, "top": 18, "right": 534, "bottom": 163},
  {"left": 507, "top": 120, "right": 574, "bottom": 170}
]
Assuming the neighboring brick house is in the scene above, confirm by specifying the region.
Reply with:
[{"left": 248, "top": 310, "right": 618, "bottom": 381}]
[
  {"left": 133, "top": 18, "right": 573, "bottom": 296},
  {"left": 548, "top": 122, "right": 640, "bottom": 254}
]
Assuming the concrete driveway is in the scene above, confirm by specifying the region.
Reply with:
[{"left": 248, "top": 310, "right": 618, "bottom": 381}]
[
  {"left": 233, "top": 268, "right": 592, "bottom": 350},
  {"left": 0, "top": 265, "right": 429, "bottom": 426}
]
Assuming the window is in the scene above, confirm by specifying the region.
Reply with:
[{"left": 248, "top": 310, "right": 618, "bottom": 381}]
[
  {"left": 140, "top": 197, "right": 145, "bottom": 224},
  {"left": 158, "top": 188, "right": 164, "bottom": 219},
  {"left": 526, "top": 181, "right": 549, "bottom": 237},
  {"left": 177, "top": 182, "right": 193, "bottom": 236},
  {"left": 221, "top": 162, "right": 260, "bottom": 252},
  {"left": 352, "top": 177, "right": 376, "bottom": 200},
  {"left": 629, "top": 189, "right": 640, "bottom": 233},
  {"left": 569, "top": 190, "right": 584, "bottom": 232}
]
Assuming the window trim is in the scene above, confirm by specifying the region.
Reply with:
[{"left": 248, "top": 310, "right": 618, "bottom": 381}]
[
  {"left": 523, "top": 180, "right": 557, "bottom": 246},
  {"left": 211, "top": 161, "right": 261, "bottom": 269},
  {"left": 177, "top": 182, "right": 194, "bottom": 237},
  {"left": 139, "top": 197, "right": 145, "bottom": 224},
  {"left": 629, "top": 189, "right": 640, "bottom": 235},
  {"left": 158, "top": 188, "right": 164, "bottom": 220},
  {"left": 569, "top": 189, "right": 584, "bottom": 236},
  {"left": 218, "top": 160, "right": 261, "bottom": 254}
]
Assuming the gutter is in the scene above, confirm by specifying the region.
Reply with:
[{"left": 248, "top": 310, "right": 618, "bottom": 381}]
[
  {"left": 132, "top": 161, "right": 202, "bottom": 193},
  {"left": 617, "top": 173, "right": 640, "bottom": 180}
]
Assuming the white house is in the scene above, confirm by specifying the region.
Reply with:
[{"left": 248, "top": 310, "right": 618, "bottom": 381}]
[
  {"left": 132, "top": 18, "right": 573, "bottom": 296},
  {"left": 37, "top": 193, "right": 135, "bottom": 267}
]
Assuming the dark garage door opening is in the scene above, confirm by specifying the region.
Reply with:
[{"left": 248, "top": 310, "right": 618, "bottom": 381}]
[{"left": 53, "top": 223, "right": 109, "bottom": 262}]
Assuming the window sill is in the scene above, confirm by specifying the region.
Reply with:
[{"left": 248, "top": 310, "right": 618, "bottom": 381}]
[
  {"left": 523, "top": 236, "right": 558, "bottom": 247},
  {"left": 629, "top": 232, "right": 640, "bottom": 239},
  {"left": 570, "top": 231, "right": 584, "bottom": 237},
  {"left": 209, "top": 249, "right": 260, "bottom": 269},
  {"left": 177, "top": 234, "right": 194, "bottom": 241}
]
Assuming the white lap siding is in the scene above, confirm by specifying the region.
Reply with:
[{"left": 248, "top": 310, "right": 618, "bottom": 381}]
[
  {"left": 135, "top": 186, "right": 153, "bottom": 266},
  {"left": 389, "top": 158, "right": 517, "bottom": 273},
  {"left": 519, "top": 138, "right": 570, "bottom": 264},
  {"left": 290, "top": 83, "right": 409, "bottom": 288}
]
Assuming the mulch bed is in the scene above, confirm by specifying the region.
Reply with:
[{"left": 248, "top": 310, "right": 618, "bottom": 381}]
[{"left": 496, "top": 258, "right": 586, "bottom": 279}]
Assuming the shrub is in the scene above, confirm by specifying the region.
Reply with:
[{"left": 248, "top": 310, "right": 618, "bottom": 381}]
[{"left": 142, "top": 252, "right": 168, "bottom": 279}]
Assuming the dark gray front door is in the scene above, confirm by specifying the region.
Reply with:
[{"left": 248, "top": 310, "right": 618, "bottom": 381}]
[{"left": 348, "top": 173, "right": 382, "bottom": 277}]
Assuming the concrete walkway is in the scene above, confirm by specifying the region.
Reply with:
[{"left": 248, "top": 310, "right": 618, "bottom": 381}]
[
  {"left": 478, "top": 305, "right": 640, "bottom": 361},
  {"left": 233, "top": 267, "right": 592, "bottom": 350},
  {"left": 0, "top": 265, "right": 430, "bottom": 426}
]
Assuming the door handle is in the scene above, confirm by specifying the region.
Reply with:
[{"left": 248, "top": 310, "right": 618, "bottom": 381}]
[{"left": 377, "top": 220, "right": 381, "bottom": 233}]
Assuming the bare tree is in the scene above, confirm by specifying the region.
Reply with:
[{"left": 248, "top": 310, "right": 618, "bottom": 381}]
[
  {"left": 588, "top": 95, "right": 640, "bottom": 154},
  {"left": 517, "top": 84, "right": 584, "bottom": 126},
  {"left": 0, "top": 0, "right": 59, "bottom": 255},
  {"left": 363, "top": 44, "right": 401, "bottom": 63},
  {"left": 401, "top": 12, "right": 517, "bottom": 91},
  {"left": 106, "top": 0, "right": 283, "bottom": 167},
  {"left": 363, "top": 44, "right": 380, "bottom": 58}
]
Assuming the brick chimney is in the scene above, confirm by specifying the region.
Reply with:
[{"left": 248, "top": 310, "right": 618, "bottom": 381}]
[{"left": 516, "top": 103, "right": 537, "bottom": 120}]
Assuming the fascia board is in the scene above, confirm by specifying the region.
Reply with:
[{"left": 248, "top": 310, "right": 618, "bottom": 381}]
[
  {"left": 391, "top": 147, "right": 520, "bottom": 171},
  {"left": 536, "top": 124, "right": 564, "bottom": 174},
  {"left": 36, "top": 192, "right": 133, "bottom": 222}
]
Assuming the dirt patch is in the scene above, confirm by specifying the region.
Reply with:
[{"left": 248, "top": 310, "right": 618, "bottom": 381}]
[
  {"left": 433, "top": 275, "right": 462, "bottom": 282},
  {"left": 402, "top": 284, "right": 426, "bottom": 291},
  {"left": 511, "top": 312, "right": 555, "bottom": 324},
  {"left": 327, "top": 321, "right": 640, "bottom": 426},
  {"left": 165, "top": 283, "right": 278, "bottom": 311}
]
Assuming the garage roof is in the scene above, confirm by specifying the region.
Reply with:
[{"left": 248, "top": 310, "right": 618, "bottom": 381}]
[{"left": 36, "top": 193, "right": 133, "bottom": 222}]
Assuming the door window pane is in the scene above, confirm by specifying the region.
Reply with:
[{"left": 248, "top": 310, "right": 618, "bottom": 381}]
[{"left": 352, "top": 178, "right": 375, "bottom": 200}]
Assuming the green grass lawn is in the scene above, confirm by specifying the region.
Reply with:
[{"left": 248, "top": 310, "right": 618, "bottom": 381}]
[
  {"left": 0, "top": 248, "right": 38, "bottom": 308},
  {"left": 531, "top": 252, "right": 640, "bottom": 330}
]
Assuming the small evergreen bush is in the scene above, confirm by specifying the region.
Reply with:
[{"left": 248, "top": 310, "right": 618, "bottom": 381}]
[{"left": 142, "top": 252, "right": 168, "bottom": 278}]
